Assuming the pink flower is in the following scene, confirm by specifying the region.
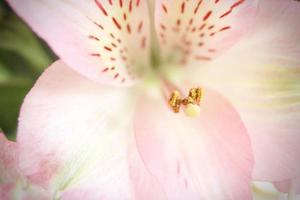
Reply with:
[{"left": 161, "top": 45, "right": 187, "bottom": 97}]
[{"left": 2, "top": 0, "right": 300, "bottom": 199}]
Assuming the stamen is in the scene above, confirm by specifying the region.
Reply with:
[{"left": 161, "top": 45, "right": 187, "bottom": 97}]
[
  {"left": 168, "top": 90, "right": 181, "bottom": 113},
  {"left": 168, "top": 87, "right": 203, "bottom": 117}
]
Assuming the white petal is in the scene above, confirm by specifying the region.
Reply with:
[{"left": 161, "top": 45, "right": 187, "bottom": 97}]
[
  {"left": 155, "top": 0, "right": 257, "bottom": 67},
  {"left": 17, "top": 60, "right": 138, "bottom": 198},
  {"left": 186, "top": 0, "right": 300, "bottom": 182},
  {"left": 7, "top": 0, "right": 151, "bottom": 86}
]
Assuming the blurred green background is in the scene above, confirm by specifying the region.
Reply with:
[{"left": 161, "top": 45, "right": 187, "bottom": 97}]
[{"left": 0, "top": 2, "right": 56, "bottom": 140}]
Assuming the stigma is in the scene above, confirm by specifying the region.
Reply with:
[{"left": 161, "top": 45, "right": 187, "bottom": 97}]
[{"left": 168, "top": 87, "right": 203, "bottom": 118}]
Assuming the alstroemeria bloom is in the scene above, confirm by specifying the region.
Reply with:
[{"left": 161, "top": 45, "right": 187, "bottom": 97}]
[{"left": 2, "top": 0, "right": 300, "bottom": 199}]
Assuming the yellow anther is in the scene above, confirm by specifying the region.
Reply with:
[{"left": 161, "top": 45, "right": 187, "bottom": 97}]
[
  {"left": 168, "top": 87, "right": 203, "bottom": 117},
  {"left": 189, "top": 88, "right": 197, "bottom": 99},
  {"left": 168, "top": 90, "right": 181, "bottom": 113},
  {"left": 188, "top": 87, "right": 202, "bottom": 104},
  {"left": 195, "top": 88, "right": 202, "bottom": 104},
  {"left": 184, "top": 103, "right": 201, "bottom": 118}
]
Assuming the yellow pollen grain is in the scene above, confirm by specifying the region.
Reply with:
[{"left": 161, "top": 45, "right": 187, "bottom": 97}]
[{"left": 184, "top": 103, "right": 200, "bottom": 118}]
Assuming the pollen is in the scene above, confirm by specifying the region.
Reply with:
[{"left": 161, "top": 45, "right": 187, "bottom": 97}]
[
  {"left": 168, "top": 90, "right": 181, "bottom": 113},
  {"left": 184, "top": 103, "right": 201, "bottom": 117},
  {"left": 168, "top": 87, "right": 203, "bottom": 117}
]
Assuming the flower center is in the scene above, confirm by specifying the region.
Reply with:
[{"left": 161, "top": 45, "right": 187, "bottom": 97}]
[
  {"left": 146, "top": 35, "right": 203, "bottom": 118},
  {"left": 144, "top": 0, "right": 204, "bottom": 118}
]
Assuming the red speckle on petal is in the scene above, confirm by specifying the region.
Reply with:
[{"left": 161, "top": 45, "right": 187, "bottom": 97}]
[
  {"left": 203, "top": 10, "right": 212, "bottom": 21},
  {"left": 176, "top": 19, "right": 181, "bottom": 26},
  {"left": 123, "top": 13, "right": 127, "bottom": 21},
  {"left": 180, "top": 2, "right": 185, "bottom": 14},
  {"left": 208, "top": 25, "right": 215, "bottom": 30},
  {"left": 194, "top": 0, "right": 203, "bottom": 14},
  {"left": 197, "top": 42, "right": 204, "bottom": 47},
  {"left": 137, "top": 21, "right": 143, "bottom": 33},
  {"left": 114, "top": 73, "right": 120, "bottom": 79},
  {"left": 104, "top": 46, "right": 112, "bottom": 51},
  {"left": 199, "top": 33, "right": 205, "bottom": 38},
  {"left": 92, "top": 21, "right": 104, "bottom": 30},
  {"left": 102, "top": 67, "right": 109, "bottom": 72},
  {"left": 94, "top": 0, "right": 108, "bottom": 16},
  {"left": 119, "top": 0, "right": 123, "bottom": 8},
  {"left": 112, "top": 17, "right": 122, "bottom": 30},
  {"left": 219, "top": 26, "right": 231, "bottom": 32},
  {"left": 160, "top": 24, "right": 167, "bottom": 31},
  {"left": 88, "top": 35, "right": 100, "bottom": 41},
  {"left": 136, "top": 0, "right": 140, "bottom": 7},
  {"left": 162, "top": 3, "right": 168, "bottom": 14},
  {"left": 110, "top": 33, "right": 115, "bottom": 39},
  {"left": 90, "top": 53, "right": 101, "bottom": 57},
  {"left": 199, "top": 23, "right": 206, "bottom": 31},
  {"left": 219, "top": 0, "right": 245, "bottom": 18},
  {"left": 127, "top": 24, "right": 132, "bottom": 34},
  {"left": 129, "top": 0, "right": 133, "bottom": 12}
]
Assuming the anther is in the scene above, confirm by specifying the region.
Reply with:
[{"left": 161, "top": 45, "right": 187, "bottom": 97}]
[
  {"left": 168, "top": 90, "right": 181, "bottom": 113},
  {"left": 168, "top": 87, "right": 203, "bottom": 117}
]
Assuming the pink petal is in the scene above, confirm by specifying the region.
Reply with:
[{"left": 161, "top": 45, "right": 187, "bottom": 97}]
[
  {"left": 127, "top": 138, "right": 167, "bottom": 200},
  {"left": 155, "top": 0, "right": 257, "bottom": 66},
  {"left": 7, "top": 0, "right": 151, "bottom": 86},
  {"left": 134, "top": 88, "right": 254, "bottom": 199},
  {"left": 187, "top": 0, "right": 300, "bottom": 182},
  {"left": 274, "top": 177, "right": 300, "bottom": 195},
  {"left": 17, "top": 60, "right": 138, "bottom": 198},
  {"left": 1, "top": 182, "right": 50, "bottom": 200},
  {"left": 247, "top": 0, "right": 300, "bottom": 67},
  {"left": 0, "top": 132, "right": 50, "bottom": 200},
  {"left": 0, "top": 132, "right": 19, "bottom": 183},
  {"left": 0, "top": 132, "right": 19, "bottom": 200},
  {"left": 192, "top": 62, "right": 300, "bottom": 182},
  {"left": 61, "top": 141, "right": 167, "bottom": 200}
]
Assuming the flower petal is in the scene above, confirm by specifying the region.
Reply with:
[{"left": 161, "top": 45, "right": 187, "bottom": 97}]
[
  {"left": 0, "top": 132, "right": 50, "bottom": 200},
  {"left": 274, "top": 177, "right": 300, "bottom": 195},
  {"left": 17, "top": 60, "right": 138, "bottom": 198},
  {"left": 134, "top": 88, "right": 254, "bottom": 199},
  {"left": 127, "top": 136, "right": 167, "bottom": 200},
  {"left": 252, "top": 181, "right": 286, "bottom": 200},
  {"left": 189, "top": 0, "right": 300, "bottom": 182},
  {"left": 193, "top": 63, "right": 300, "bottom": 182},
  {"left": 7, "top": 0, "right": 151, "bottom": 86},
  {"left": 155, "top": 0, "right": 257, "bottom": 67},
  {"left": 245, "top": 0, "right": 300, "bottom": 67},
  {"left": 0, "top": 132, "right": 19, "bottom": 183}
]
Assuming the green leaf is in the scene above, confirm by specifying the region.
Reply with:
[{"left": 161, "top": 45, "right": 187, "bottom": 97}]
[
  {"left": 0, "top": 13, "right": 55, "bottom": 73},
  {"left": 0, "top": 79, "right": 33, "bottom": 140},
  {"left": 0, "top": 59, "right": 12, "bottom": 81}
]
